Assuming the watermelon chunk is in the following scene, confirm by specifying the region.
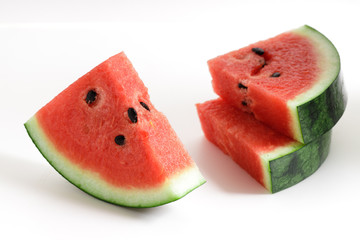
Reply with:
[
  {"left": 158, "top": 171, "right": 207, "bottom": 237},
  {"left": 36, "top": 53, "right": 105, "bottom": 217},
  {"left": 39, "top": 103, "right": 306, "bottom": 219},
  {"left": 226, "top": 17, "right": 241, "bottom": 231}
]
[
  {"left": 25, "top": 52, "right": 205, "bottom": 208},
  {"left": 196, "top": 99, "right": 331, "bottom": 193},
  {"left": 208, "top": 25, "right": 346, "bottom": 143}
]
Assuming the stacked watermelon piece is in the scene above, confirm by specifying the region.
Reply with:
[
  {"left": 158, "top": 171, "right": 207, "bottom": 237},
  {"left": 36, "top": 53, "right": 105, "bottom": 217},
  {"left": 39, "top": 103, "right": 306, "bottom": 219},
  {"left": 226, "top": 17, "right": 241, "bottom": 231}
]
[{"left": 197, "top": 25, "right": 346, "bottom": 193}]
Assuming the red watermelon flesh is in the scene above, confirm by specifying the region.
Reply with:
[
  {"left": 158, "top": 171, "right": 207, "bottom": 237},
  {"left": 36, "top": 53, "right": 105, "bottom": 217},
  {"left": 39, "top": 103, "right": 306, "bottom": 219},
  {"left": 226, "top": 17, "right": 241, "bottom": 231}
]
[
  {"left": 208, "top": 26, "right": 339, "bottom": 143},
  {"left": 25, "top": 52, "right": 205, "bottom": 207}
]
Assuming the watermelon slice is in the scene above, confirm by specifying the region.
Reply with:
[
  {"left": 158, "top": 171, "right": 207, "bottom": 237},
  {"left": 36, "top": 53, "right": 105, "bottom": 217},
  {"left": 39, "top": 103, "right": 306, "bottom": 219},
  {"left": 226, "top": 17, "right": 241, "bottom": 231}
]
[
  {"left": 196, "top": 99, "right": 331, "bottom": 193},
  {"left": 208, "top": 25, "right": 346, "bottom": 143},
  {"left": 25, "top": 52, "right": 205, "bottom": 208}
]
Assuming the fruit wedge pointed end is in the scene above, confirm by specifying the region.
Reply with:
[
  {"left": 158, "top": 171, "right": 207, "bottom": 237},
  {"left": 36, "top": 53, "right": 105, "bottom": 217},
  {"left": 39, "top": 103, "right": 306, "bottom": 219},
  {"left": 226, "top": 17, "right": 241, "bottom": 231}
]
[
  {"left": 25, "top": 52, "right": 205, "bottom": 208},
  {"left": 208, "top": 25, "right": 346, "bottom": 144}
]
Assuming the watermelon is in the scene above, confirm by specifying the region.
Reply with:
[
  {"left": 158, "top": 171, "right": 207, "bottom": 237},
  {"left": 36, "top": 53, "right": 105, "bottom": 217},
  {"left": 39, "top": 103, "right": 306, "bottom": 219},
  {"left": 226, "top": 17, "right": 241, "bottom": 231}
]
[
  {"left": 25, "top": 52, "right": 205, "bottom": 208},
  {"left": 196, "top": 99, "right": 331, "bottom": 193},
  {"left": 208, "top": 25, "right": 346, "bottom": 143}
]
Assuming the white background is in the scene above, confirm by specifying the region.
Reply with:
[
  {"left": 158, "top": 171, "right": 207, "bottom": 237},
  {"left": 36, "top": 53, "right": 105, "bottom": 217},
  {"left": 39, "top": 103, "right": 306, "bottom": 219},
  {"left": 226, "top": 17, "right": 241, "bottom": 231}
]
[{"left": 1, "top": 0, "right": 360, "bottom": 239}]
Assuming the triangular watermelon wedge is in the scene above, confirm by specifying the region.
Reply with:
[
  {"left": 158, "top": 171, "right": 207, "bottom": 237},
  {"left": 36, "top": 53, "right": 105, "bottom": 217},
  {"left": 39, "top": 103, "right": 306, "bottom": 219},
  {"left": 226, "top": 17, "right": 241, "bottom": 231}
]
[
  {"left": 25, "top": 52, "right": 205, "bottom": 208},
  {"left": 208, "top": 25, "right": 346, "bottom": 144}
]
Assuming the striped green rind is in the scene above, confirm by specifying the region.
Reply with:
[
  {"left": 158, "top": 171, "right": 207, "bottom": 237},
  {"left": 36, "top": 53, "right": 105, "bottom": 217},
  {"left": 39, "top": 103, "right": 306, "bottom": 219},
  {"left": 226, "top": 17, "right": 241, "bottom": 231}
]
[
  {"left": 297, "top": 72, "right": 346, "bottom": 143},
  {"left": 268, "top": 130, "right": 331, "bottom": 193},
  {"left": 288, "top": 25, "right": 346, "bottom": 143},
  {"left": 25, "top": 116, "right": 206, "bottom": 208}
]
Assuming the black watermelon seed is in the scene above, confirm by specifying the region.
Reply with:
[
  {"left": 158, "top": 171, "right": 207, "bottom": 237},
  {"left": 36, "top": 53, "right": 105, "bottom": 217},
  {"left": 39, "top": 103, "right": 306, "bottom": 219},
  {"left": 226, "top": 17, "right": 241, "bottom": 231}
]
[
  {"left": 128, "top": 108, "right": 138, "bottom": 123},
  {"left": 252, "top": 47, "right": 265, "bottom": 56},
  {"left": 115, "top": 135, "right": 125, "bottom": 146},
  {"left": 85, "top": 90, "right": 97, "bottom": 104},
  {"left": 241, "top": 101, "right": 247, "bottom": 106},
  {"left": 140, "top": 101, "right": 150, "bottom": 111},
  {"left": 238, "top": 83, "right": 248, "bottom": 89},
  {"left": 270, "top": 72, "right": 281, "bottom": 78}
]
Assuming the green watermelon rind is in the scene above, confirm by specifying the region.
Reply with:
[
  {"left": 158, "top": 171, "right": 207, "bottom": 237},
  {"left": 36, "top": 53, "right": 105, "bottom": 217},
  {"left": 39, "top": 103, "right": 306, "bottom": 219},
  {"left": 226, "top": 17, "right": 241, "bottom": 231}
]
[
  {"left": 297, "top": 72, "right": 346, "bottom": 143},
  {"left": 25, "top": 116, "right": 206, "bottom": 208},
  {"left": 262, "top": 130, "right": 331, "bottom": 193},
  {"left": 288, "top": 25, "right": 346, "bottom": 143}
]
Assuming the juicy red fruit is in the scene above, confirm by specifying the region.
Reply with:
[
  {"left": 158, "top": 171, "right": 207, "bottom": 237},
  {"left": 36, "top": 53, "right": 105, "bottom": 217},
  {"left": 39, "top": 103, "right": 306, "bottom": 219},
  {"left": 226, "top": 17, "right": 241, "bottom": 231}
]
[
  {"left": 36, "top": 53, "right": 194, "bottom": 189},
  {"left": 209, "top": 32, "right": 319, "bottom": 139}
]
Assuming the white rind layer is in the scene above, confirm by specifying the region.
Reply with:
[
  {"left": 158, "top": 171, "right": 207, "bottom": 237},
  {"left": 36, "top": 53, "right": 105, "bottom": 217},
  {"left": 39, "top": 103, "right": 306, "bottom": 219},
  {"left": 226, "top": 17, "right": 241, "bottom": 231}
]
[
  {"left": 25, "top": 116, "right": 206, "bottom": 208},
  {"left": 287, "top": 25, "right": 340, "bottom": 142}
]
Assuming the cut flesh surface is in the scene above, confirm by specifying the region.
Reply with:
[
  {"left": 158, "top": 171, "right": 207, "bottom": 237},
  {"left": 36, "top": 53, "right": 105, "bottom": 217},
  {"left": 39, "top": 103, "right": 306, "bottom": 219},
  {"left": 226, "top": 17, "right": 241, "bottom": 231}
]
[{"left": 209, "top": 25, "right": 346, "bottom": 143}]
